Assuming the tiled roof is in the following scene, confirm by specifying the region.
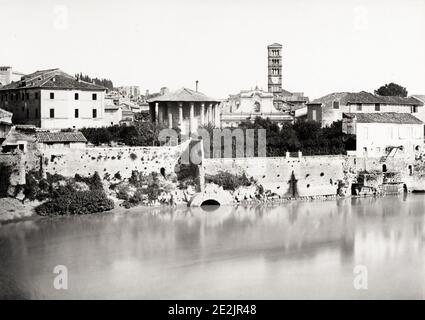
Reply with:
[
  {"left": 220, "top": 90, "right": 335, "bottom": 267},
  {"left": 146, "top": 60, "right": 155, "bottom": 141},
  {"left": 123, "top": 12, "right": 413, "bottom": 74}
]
[
  {"left": 147, "top": 87, "right": 218, "bottom": 103},
  {"left": 309, "top": 91, "right": 423, "bottom": 107},
  {"left": 36, "top": 131, "right": 87, "bottom": 143},
  {"left": 0, "top": 69, "right": 106, "bottom": 91},
  {"left": 376, "top": 95, "right": 422, "bottom": 105},
  {"left": 343, "top": 112, "right": 423, "bottom": 124},
  {"left": 412, "top": 95, "right": 425, "bottom": 103}
]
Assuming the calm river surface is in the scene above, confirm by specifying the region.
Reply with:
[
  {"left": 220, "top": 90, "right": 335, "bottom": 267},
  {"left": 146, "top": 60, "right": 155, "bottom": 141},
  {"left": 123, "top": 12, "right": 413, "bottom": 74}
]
[{"left": 1, "top": 194, "right": 425, "bottom": 299}]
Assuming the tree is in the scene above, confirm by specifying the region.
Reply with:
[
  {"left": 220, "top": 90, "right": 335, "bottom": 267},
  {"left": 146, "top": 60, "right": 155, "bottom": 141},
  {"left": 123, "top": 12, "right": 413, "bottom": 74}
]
[{"left": 374, "top": 83, "right": 408, "bottom": 97}]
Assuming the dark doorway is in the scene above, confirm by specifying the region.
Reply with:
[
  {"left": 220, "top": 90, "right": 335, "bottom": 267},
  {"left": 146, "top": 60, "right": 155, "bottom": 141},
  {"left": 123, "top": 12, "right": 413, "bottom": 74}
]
[
  {"left": 382, "top": 164, "right": 387, "bottom": 172},
  {"left": 200, "top": 199, "right": 220, "bottom": 211}
]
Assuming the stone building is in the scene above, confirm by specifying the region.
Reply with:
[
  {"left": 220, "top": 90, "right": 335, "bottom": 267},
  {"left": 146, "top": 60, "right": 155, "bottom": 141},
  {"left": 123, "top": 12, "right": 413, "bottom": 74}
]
[
  {"left": 0, "top": 108, "right": 13, "bottom": 144},
  {"left": 220, "top": 86, "right": 293, "bottom": 127},
  {"left": 411, "top": 95, "right": 425, "bottom": 123},
  {"left": 267, "top": 43, "right": 309, "bottom": 110},
  {"left": 0, "top": 66, "right": 25, "bottom": 86},
  {"left": 0, "top": 68, "right": 107, "bottom": 130},
  {"left": 148, "top": 87, "right": 220, "bottom": 135},
  {"left": 307, "top": 91, "right": 424, "bottom": 127},
  {"left": 342, "top": 112, "right": 424, "bottom": 159}
]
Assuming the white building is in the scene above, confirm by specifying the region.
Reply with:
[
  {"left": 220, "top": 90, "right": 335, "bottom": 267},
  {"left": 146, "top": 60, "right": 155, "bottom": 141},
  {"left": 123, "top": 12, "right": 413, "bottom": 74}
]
[
  {"left": 0, "top": 69, "right": 107, "bottom": 130},
  {"left": 342, "top": 112, "right": 424, "bottom": 159},
  {"left": 308, "top": 91, "right": 423, "bottom": 127}
]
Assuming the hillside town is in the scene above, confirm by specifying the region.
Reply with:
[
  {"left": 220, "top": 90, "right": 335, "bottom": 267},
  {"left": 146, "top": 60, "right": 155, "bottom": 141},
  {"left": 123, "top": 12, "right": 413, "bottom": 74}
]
[
  {"left": 2, "top": 0, "right": 425, "bottom": 304},
  {"left": 1, "top": 42, "right": 425, "bottom": 222}
]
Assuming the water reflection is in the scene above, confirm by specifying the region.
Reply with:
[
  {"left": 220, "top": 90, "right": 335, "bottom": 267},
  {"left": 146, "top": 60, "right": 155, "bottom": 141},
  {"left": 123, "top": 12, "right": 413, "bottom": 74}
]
[{"left": 0, "top": 194, "right": 424, "bottom": 299}]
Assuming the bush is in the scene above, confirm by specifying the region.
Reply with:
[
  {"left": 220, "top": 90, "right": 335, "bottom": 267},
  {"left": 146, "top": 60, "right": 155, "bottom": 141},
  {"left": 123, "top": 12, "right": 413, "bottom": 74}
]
[
  {"left": 0, "top": 163, "right": 12, "bottom": 197},
  {"left": 81, "top": 121, "right": 169, "bottom": 147},
  {"left": 35, "top": 189, "right": 114, "bottom": 216},
  {"left": 175, "top": 160, "right": 198, "bottom": 189},
  {"left": 74, "top": 171, "right": 103, "bottom": 190},
  {"left": 129, "top": 152, "right": 138, "bottom": 161},
  {"left": 24, "top": 171, "right": 53, "bottom": 201},
  {"left": 205, "top": 171, "right": 254, "bottom": 191}
]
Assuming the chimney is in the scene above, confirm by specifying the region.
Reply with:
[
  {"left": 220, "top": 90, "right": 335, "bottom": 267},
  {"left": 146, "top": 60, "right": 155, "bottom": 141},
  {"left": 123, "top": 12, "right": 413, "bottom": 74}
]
[{"left": 195, "top": 80, "right": 199, "bottom": 92}]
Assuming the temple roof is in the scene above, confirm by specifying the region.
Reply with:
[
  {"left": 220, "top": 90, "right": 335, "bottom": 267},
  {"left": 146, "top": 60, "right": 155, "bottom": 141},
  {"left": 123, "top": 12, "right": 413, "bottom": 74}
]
[{"left": 147, "top": 87, "right": 219, "bottom": 103}]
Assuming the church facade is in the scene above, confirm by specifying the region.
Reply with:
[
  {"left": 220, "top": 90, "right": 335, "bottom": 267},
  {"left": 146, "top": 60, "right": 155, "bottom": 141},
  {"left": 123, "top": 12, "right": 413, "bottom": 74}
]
[{"left": 220, "top": 86, "right": 292, "bottom": 127}]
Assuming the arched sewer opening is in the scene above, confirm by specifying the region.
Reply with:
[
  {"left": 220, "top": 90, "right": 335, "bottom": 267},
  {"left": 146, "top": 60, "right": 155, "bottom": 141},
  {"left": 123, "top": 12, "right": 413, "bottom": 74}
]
[{"left": 200, "top": 199, "right": 221, "bottom": 212}]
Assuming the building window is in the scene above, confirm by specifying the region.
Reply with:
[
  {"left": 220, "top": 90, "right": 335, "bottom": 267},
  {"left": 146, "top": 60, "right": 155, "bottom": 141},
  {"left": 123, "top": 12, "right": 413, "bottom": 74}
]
[
  {"left": 75, "top": 109, "right": 79, "bottom": 118},
  {"left": 27, "top": 109, "right": 29, "bottom": 119},
  {"left": 332, "top": 101, "right": 339, "bottom": 109},
  {"left": 254, "top": 102, "right": 261, "bottom": 112},
  {"left": 356, "top": 104, "right": 362, "bottom": 111},
  {"left": 75, "top": 93, "right": 79, "bottom": 100},
  {"left": 50, "top": 108, "right": 55, "bottom": 118},
  {"left": 35, "top": 108, "right": 39, "bottom": 117},
  {"left": 92, "top": 93, "right": 97, "bottom": 100},
  {"left": 412, "top": 106, "right": 418, "bottom": 113},
  {"left": 92, "top": 109, "right": 97, "bottom": 118},
  {"left": 375, "top": 103, "right": 380, "bottom": 111},
  {"left": 50, "top": 92, "right": 54, "bottom": 99},
  {"left": 25, "top": 93, "right": 29, "bottom": 100},
  {"left": 35, "top": 92, "right": 38, "bottom": 99}
]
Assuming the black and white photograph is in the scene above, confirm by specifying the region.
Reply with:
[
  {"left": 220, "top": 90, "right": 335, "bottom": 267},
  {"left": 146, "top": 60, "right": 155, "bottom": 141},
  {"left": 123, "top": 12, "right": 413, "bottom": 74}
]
[{"left": 0, "top": 0, "right": 425, "bottom": 306}]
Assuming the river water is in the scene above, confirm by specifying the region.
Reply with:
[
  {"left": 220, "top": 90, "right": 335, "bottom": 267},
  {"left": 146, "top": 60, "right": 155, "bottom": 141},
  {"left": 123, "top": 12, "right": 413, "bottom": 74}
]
[{"left": 0, "top": 194, "right": 424, "bottom": 299}]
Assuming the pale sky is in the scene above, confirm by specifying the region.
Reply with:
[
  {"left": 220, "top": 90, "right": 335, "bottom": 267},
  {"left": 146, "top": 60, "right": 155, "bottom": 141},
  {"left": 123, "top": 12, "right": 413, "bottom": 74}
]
[{"left": 1, "top": 0, "right": 424, "bottom": 99}]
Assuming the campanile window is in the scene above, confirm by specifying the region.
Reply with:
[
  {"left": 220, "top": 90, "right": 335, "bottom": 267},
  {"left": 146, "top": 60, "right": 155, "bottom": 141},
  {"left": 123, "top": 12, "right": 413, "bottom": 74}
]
[
  {"left": 92, "top": 109, "right": 97, "bottom": 118},
  {"left": 50, "top": 92, "right": 54, "bottom": 99},
  {"left": 92, "top": 93, "right": 97, "bottom": 100}
]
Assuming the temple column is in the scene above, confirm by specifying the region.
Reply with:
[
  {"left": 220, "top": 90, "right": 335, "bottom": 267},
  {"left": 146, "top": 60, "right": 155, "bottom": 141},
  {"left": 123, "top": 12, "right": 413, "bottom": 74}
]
[
  {"left": 189, "top": 102, "right": 195, "bottom": 135},
  {"left": 168, "top": 109, "right": 173, "bottom": 129},
  {"left": 200, "top": 103, "right": 205, "bottom": 126},
  {"left": 178, "top": 102, "right": 183, "bottom": 132},
  {"left": 208, "top": 103, "right": 213, "bottom": 124},
  {"left": 155, "top": 102, "right": 159, "bottom": 124}
]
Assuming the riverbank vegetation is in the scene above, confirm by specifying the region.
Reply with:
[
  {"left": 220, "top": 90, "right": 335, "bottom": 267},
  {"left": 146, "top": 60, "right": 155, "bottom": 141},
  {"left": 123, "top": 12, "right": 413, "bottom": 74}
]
[
  {"left": 111, "top": 170, "right": 178, "bottom": 208},
  {"left": 24, "top": 171, "right": 114, "bottom": 216}
]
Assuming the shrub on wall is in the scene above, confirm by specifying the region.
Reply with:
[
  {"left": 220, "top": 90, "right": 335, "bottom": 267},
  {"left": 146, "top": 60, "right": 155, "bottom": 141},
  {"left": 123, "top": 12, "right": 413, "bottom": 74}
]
[
  {"left": 74, "top": 172, "right": 103, "bottom": 190},
  {"left": 205, "top": 171, "right": 255, "bottom": 191},
  {"left": 174, "top": 160, "right": 199, "bottom": 189},
  {"left": 35, "top": 189, "right": 114, "bottom": 216},
  {"left": 129, "top": 153, "right": 138, "bottom": 161}
]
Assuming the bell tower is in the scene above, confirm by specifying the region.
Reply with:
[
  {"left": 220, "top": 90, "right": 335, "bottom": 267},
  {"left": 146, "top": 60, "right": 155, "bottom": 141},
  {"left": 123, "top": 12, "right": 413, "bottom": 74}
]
[{"left": 267, "top": 43, "right": 282, "bottom": 94}]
